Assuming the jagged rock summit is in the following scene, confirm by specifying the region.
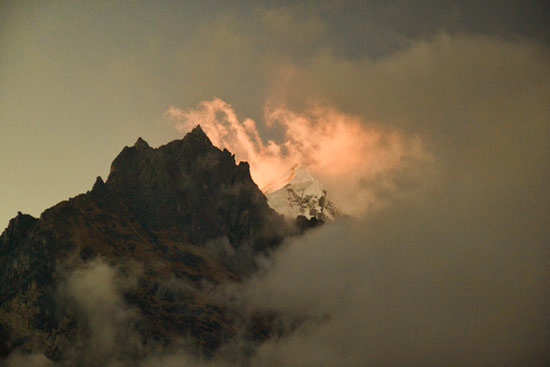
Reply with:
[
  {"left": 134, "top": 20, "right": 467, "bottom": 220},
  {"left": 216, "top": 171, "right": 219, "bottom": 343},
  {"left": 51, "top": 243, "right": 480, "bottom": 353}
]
[
  {"left": 0, "top": 125, "right": 288, "bottom": 363},
  {"left": 103, "top": 125, "right": 282, "bottom": 248},
  {"left": 133, "top": 136, "right": 150, "bottom": 149}
]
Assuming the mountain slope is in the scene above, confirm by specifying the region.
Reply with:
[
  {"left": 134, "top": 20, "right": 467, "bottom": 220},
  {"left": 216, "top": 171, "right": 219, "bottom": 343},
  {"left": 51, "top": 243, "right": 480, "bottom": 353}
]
[{"left": 0, "top": 126, "right": 289, "bottom": 364}]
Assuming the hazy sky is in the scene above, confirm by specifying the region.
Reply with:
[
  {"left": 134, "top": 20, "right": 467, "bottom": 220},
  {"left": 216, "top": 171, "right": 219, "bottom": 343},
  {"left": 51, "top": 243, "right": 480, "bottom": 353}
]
[{"left": 1, "top": 0, "right": 548, "bottom": 227}]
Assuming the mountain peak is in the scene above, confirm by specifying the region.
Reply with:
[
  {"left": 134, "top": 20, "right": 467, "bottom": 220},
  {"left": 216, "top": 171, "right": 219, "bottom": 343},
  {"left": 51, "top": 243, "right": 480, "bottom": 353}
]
[
  {"left": 91, "top": 176, "right": 106, "bottom": 194},
  {"left": 190, "top": 124, "right": 209, "bottom": 139},
  {"left": 179, "top": 124, "right": 213, "bottom": 150},
  {"left": 134, "top": 137, "right": 150, "bottom": 149},
  {"left": 105, "top": 127, "right": 283, "bottom": 246},
  {"left": 191, "top": 124, "right": 205, "bottom": 135}
]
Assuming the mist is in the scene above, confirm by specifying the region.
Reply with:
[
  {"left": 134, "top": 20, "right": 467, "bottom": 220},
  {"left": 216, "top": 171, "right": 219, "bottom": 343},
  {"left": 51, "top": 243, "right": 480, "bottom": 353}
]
[
  {"left": 244, "top": 186, "right": 547, "bottom": 365},
  {"left": 185, "top": 33, "right": 548, "bottom": 365},
  {"left": 165, "top": 32, "right": 548, "bottom": 366}
]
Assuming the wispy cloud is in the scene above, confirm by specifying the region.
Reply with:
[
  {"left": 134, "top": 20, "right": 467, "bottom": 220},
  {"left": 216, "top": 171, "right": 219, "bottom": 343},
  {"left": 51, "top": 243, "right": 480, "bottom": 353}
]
[{"left": 166, "top": 98, "right": 427, "bottom": 216}]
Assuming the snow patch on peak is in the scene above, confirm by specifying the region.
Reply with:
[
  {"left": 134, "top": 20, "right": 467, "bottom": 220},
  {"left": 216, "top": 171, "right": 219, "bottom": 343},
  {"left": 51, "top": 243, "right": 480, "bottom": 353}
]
[{"left": 266, "top": 166, "right": 337, "bottom": 222}]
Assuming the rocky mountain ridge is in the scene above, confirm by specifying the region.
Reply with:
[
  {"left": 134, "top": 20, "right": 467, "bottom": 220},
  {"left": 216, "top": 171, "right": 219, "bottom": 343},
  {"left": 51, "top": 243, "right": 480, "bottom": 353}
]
[{"left": 0, "top": 126, "right": 307, "bottom": 365}]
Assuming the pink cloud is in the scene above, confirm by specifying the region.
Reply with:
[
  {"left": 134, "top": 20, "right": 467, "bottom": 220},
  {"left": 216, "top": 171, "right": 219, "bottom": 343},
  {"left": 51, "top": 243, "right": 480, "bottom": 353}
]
[{"left": 165, "top": 98, "right": 427, "bottom": 215}]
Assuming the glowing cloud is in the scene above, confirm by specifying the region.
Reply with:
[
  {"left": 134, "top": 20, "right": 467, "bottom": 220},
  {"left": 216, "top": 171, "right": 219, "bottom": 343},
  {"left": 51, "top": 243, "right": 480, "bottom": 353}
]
[{"left": 165, "top": 99, "right": 427, "bottom": 215}]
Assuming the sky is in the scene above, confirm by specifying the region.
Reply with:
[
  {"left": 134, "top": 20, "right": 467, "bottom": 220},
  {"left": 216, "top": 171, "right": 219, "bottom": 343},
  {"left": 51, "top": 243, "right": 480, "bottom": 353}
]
[{"left": 1, "top": 1, "right": 549, "bottom": 365}]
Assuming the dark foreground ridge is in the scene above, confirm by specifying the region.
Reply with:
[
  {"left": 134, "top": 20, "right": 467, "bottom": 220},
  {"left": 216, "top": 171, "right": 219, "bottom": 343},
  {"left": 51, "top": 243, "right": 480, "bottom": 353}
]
[{"left": 0, "top": 126, "right": 300, "bottom": 364}]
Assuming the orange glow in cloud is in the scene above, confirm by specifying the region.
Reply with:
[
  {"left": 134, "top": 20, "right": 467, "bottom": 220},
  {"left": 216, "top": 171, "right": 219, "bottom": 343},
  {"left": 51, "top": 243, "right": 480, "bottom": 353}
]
[{"left": 165, "top": 98, "right": 426, "bottom": 215}]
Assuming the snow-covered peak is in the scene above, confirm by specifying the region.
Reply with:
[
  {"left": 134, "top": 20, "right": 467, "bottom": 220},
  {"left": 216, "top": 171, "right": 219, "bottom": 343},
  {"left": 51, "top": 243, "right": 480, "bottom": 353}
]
[{"left": 266, "top": 166, "right": 337, "bottom": 222}]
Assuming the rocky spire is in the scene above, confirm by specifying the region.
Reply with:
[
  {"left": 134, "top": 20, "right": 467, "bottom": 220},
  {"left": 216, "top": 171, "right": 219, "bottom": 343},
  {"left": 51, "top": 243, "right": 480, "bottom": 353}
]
[
  {"left": 134, "top": 137, "right": 150, "bottom": 149},
  {"left": 183, "top": 124, "right": 213, "bottom": 148},
  {"left": 91, "top": 176, "right": 106, "bottom": 195}
]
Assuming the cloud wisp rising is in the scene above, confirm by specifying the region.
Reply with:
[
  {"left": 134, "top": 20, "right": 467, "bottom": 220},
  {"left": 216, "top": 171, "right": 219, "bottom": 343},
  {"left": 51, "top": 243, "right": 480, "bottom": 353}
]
[{"left": 166, "top": 99, "right": 428, "bottom": 216}]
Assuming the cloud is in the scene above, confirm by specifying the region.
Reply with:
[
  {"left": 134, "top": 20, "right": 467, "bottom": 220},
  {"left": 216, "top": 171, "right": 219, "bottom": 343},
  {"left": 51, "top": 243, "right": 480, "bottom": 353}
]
[
  {"left": 5, "top": 15, "right": 550, "bottom": 365},
  {"left": 3, "top": 259, "right": 148, "bottom": 366},
  {"left": 54, "top": 259, "right": 251, "bottom": 367},
  {"left": 60, "top": 259, "right": 149, "bottom": 366},
  {"left": 66, "top": 33, "right": 550, "bottom": 366},
  {"left": 166, "top": 99, "right": 428, "bottom": 216},
  {"left": 267, "top": 34, "right": 549, "bottom": 141},
  {"left": 211, "top": 34, "right": 549, "bottom": 366},
  {"left": 51, "top": 259, "right": 212, "bottom": 366},
  {"left": 166, "top": 32, "right": 549, "bottom": 219},
  {"left": 241, "top": 195, "right": 548, "bottom": 365}
]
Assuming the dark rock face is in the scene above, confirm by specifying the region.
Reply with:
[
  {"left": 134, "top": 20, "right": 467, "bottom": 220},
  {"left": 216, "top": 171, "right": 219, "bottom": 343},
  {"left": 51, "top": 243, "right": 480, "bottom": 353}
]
[
  {"left": 0, "top": 126, "right": 288, "bottom": 363},
  {"left": 105, "top": 126, "right": 283, "bottom": 250},
  {"left": 0, "top": 212, "right": 39, "bottom": 257}
]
